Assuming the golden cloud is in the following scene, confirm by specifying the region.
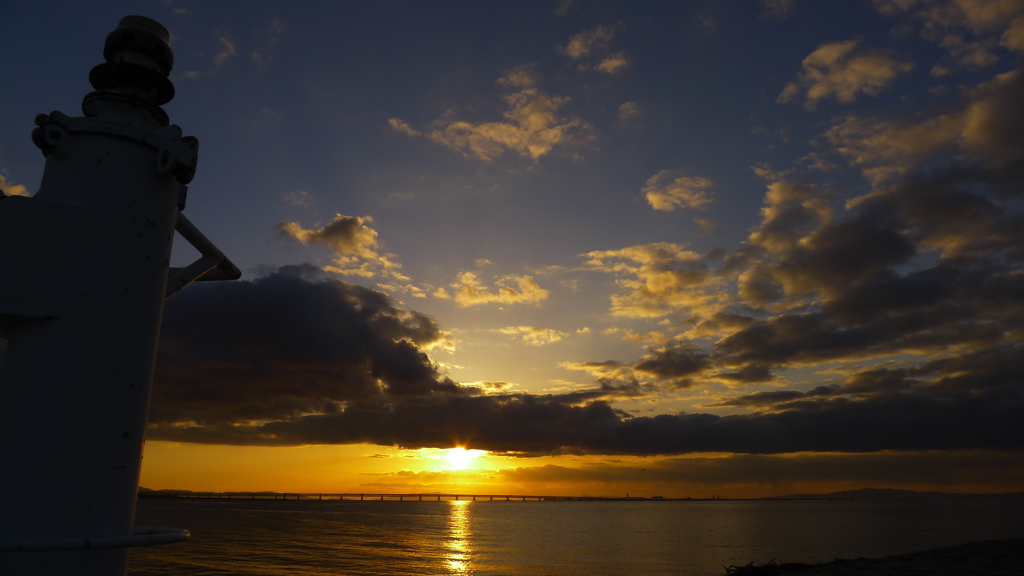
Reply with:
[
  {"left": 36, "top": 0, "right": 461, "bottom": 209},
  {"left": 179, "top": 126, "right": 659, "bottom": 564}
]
[
  {"left": 558, "top": 360, "right": 633, "bottom": 379},
  {"left": 827, "top": 69, "right": 1023, "bottom": 183},
  {"left": 499, "top": 326, "right": 569, "bottom": 345},
  {"left": 0, "top": 175, "right": 29, "bottom": 197},
  {"left": 875, "top": 0, "right": 1024, "bottom": 73},
  {"left": 279, "top": 214, "right": 408, "bottom": 280},
  {"left": 1004, "top": 15, "right": 1024, "bottom": 49},
  {"left": 388, "top": 117, "right": 420, "bottom": 137},
  {"left": 561, "top": 26, "right": 616, "bottom": 59},
  {"left": 560, "top": 25, "right": 631, "bottom": 74},
  {"left": 582, "top": 243, "right": 728, "bottom": 319},
  {"left": 748, "top": 181, "right": 833, "bottom": 254},
  {"left": 597, "top": 52, "right": 629, "bottom": 74},
  {"left": 451, "top": 271, "right": 550, "bottom": 307},
  {"left": 603, "top": 327, "right": 670, "bottom": 345},
  {"left": 932, "top": 34, "right": 999, "bottom": 75},
  {"left": 827, "top": 112, "right": 963, "bottom": 184},
  {"left": 391, "top": 67, "right": 591, "bottom": 162},
  {"left": 777, "top": 39, "right": 913, "bottom": 109},
  {"left": 643, "top": 170, "right": 713, "bottom": 211}
]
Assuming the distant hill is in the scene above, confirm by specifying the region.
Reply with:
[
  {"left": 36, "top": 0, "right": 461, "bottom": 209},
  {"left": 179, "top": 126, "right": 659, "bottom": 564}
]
[
  {"left": 765, "top": 488, "right": 1024, "bottom": 501},
  {"left": 138, "top": 487, "right": 193, "bottom": 496}
]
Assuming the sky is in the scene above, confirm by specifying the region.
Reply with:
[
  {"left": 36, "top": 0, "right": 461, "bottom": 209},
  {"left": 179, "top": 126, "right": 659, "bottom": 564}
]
[{"left": 1, "top": 0, "right": 1023, "bottom": 498}]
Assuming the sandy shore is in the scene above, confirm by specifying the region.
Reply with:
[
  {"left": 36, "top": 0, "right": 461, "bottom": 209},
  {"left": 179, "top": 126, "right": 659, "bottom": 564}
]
[{"left": 728, "top": 539, "right": 1024, "bottom": 575}]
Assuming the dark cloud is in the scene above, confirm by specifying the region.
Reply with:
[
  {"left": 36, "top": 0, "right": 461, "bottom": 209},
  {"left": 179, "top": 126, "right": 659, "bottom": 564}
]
[
  {"left": 710, "top": 390, "right": 807, "bottom": 408},
  {"left": 150, "top": 267, "right": 460, "bottom": 426},
  {"left": 710, "top": 339, "right": 1024, "bottom": 413},
  {"left": 713, "top": 114, "right": 1024, "bottom": 378},
  {"left": 146, "top": 377, "right": 1024, "bottom": 455},
  {"left": 714, "top": 362, "right": 776, "bottom": 383},
  {"left": 138, "top": 270, "right": 1024, "bottom": 456},
  {"left": 633, "top": 342, "right": 712, "bottom": 379}
]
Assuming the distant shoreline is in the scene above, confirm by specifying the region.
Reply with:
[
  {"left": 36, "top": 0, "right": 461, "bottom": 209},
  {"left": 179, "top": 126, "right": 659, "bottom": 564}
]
[{"left": 138, "top": 487, "right": 1024, "bottom": 502}]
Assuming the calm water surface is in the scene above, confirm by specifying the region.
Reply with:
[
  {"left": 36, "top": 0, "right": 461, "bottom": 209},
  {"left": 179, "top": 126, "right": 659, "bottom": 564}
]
[{"left": 130, "top": 497, "right": 1024, "bottom": 575}]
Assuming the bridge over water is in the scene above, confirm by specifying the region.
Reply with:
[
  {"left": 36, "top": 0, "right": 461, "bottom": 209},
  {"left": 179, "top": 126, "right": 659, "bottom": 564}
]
[{"left": 139, "top": 491, "right": 694, "bottom": 502}]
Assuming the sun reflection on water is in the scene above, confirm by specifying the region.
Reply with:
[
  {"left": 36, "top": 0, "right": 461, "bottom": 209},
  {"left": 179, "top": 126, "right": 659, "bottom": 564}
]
[{"left": 445, "top": 500, "right": 472, "bottom": 574}]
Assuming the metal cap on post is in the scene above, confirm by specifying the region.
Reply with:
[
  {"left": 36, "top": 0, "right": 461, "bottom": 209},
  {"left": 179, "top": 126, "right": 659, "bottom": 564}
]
[{"left": 0, "top": 16, "right": 237, "bottom": 576}]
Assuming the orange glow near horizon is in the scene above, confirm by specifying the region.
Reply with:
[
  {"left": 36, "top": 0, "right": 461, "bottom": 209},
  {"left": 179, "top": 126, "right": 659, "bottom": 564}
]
[{"left": 138, "top": 442, "right": 1024, "bottom": 499}]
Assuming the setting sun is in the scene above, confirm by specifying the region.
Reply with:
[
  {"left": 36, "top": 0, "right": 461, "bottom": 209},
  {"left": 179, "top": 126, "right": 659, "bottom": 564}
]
[{"left": 444, "top": 448, "right": 485, "bottom": 470}]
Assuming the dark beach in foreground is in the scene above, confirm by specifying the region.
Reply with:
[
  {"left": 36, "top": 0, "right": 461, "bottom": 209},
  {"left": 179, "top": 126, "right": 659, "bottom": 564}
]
[{"left": 727, "top": 539, "right": 1024, "bottom": 575}]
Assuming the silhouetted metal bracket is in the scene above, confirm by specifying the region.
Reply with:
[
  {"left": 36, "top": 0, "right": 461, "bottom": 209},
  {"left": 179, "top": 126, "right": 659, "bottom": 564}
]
[
  {"left": 165, "top": 211, "right": 241, "bottom": 298},
  {"left": 0, "top": 527, "right": 189, "bottom": 551}
]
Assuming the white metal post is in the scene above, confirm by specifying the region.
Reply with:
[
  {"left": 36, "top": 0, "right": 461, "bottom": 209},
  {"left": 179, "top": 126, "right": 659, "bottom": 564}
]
[{"left": 0, "top": 16, "right": 237, "bottom": 575}]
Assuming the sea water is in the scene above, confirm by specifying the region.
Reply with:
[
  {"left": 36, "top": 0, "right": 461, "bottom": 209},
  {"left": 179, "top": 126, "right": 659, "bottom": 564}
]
[{"left": 129, "top": 497, "right": 1024, "bottom": 575}]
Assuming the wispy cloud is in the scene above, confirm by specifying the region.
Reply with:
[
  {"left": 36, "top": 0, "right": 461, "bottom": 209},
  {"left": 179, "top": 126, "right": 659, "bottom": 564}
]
[
  {"left": 777, "top": 39, "right": 913, "bottom": 109},
  {"left": 561, "top": 26, "right": 616, "bottom": 59},
  {"left": 560, "top": 25, "right": 631, "bottom": 74},
  {"left": 0, "top": 174, "right": 28, "bottom": 197},
  {"left": 695, "top": 11, "right": 717, "bottom": 31},
  {"left": 759, "top": 0, "right": 798, "bottom": 19},
  {"left": 499, "top": 326, "right": 569, "bottom": 345},
  {"left": 281, "top": 190, "right": 311, "bottom": 206},
  {"left": 596, "top": 52, "right": 629, "bottom": 74},
  {"left": 250, "top": 18, "right": 284, "bottom": 67},
  {"left": 182, "top": 31, "right": 239, "bottom": 78},
  {"left": 875, "top": 0, "right": 1024, "bottom": 74},
  {"left": 388, "top": 118, "right": 420, "bottom": 137},
  {"left": 554, "top": 0, "right": 577, "bottom": 17},
  {"left": 826, "top": 69, "right": 1023, "bottom": 184},
  {"left": 643, "top": 170, "right": 713, "bottom": 211},
  {"left": 618, "top": 101, "right": 641, "bottom": 120},
  {"left": 213, "top": 36, "right": 238, "bottom": 68},
  {"left": 449, "top": 271, "right": 550, "bottom": 307},
  {"left": 582, "top": 243, "right": 728, "bottom": 319},
  {"left": 390, "top": 66, "right": 591, "bottom": 161}
]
